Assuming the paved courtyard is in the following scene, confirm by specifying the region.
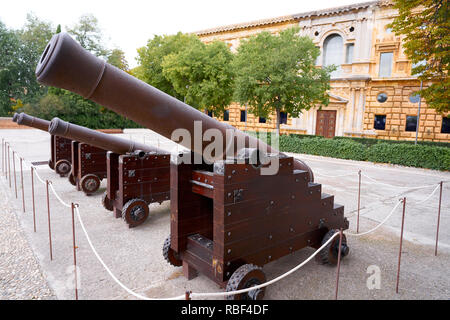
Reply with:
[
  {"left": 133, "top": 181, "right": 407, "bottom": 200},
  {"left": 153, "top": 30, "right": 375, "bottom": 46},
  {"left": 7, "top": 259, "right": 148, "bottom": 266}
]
[{"left": 0, "top": 128, "right": 449, "bottom": 300}]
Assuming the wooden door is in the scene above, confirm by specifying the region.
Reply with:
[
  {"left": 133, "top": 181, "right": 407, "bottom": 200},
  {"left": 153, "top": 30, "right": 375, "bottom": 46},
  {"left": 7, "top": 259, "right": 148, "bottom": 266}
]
[{"left": 316, "top": 110, "right": 337, "bottom": 138}]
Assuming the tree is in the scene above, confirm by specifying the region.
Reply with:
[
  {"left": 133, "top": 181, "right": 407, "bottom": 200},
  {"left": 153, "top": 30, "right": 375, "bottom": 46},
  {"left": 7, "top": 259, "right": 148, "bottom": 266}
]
[
  {"left": 0, "top": 15, "right": 53, "bottom": 116},
  {"left": 0, "top": 20, "right": 21, "bottom": 115},
  {"left": 136, "top": 32, "right": 199, "bottom": 100},
  {"left": 232, "top": 27, "right": 334, "bottom": 134},
  {"left": 161, "top": 40, "right": 234, "bottom": 115},
  {"left": 18, "top": 13, "right": 54, "bottom": 100},
  {"left": 389, "top": 0, "right": 449, "bottom": 113},
  {"left": 66, "top": 14, "right": 108, "bottom": 58},
  {"left": 107, "top": 48, "right": 129, "bottom": 71}
]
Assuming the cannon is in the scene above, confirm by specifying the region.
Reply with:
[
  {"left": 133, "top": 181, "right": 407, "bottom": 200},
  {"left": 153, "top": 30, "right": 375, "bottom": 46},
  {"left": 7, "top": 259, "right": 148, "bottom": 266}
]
[
  {"left": 36, "top": 32, "right": 349, "bottom": 299},
  {"left": 49, "top": 118, "right": 171, "bottom": 227},
  {"left": 16, "top": 112, "right": 72, "bottom": 176}
]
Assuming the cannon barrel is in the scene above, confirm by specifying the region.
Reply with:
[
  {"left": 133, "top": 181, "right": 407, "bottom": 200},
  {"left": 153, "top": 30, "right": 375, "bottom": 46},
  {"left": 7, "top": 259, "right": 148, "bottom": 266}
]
[
  {"left": 36, "top": 32, "right": 313, "bottom": 181},
  {"left": 12, "top": 113, "right": 19, "bottom": 122},
  {"left": 17, "top": 112, "right": 50, "bottom": 131},
  {"left": 49, "top": 117, "right": 165, "bottom": 155}
]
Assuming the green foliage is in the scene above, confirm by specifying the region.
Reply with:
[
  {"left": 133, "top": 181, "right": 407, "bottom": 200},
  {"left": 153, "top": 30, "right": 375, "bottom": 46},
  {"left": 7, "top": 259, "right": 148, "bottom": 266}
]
[
  {"left": 107, "top": 48, "right": 129, "bottom": 71},
  {"left": 280, "top": 136, "right": 368, "bottom": 161},
  {"left": 23, "top": 89, "right": 141, "bottom": 129},
  {"left": 162, "top": 40, "right": 234, "bottom": 115},
  {"left": 278, "top": 134, "right": 450, "bottom": 170},
  {"left": 366, "top": 143, "right": 449, "bottom": 170},
  {"left": 232, "top": 27, "right": 334, "bottom": 133},
  {"left": 66, "top": 14, "right": 108, "bottom": 58},
  {"left": 136, "top": 32, "right": 199, "bottom": 100},
  {"left": 0, "top": 15, "right": 53, "bottom": 116},
  {"left": 389, "top": 0, "right": 449, "bottom": 113}
]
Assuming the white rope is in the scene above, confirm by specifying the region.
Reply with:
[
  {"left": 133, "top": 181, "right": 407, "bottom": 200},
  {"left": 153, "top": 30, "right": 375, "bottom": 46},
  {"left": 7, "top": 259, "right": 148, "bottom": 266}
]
[
  {"left": 409, "top": 184, "right": 441, "bottom": 205},
  {"left": 315, "top": 171, "right": 356, "bottom": 178},
  {"left": 346, "top": 199, "right": 403, "bottom": 237},
  {"left": 31, "top": 165, "right": 46, "bottom": 185},
  {"left": 48, "top": 181, "right": 71, "bottom": 208},
  {"left": 74, "top": 206, "right": 185, "bottom": 300},
  {"left": 361, "top": 173, "right": 437, "bottom": 190},
  {"left": 190, "top": 232, "right": 340, "bottom": 298}
]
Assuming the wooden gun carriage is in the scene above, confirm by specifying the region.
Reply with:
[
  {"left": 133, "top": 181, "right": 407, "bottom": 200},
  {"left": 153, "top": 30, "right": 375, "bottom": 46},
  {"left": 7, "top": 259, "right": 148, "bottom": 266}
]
[
  {"left": 36, "top": 32, "right": 350, "bottom": 299},
  {"left": 49, "top": 117, "right": 170, "bottom": 227},
  {"left": 16, "top": 113, "right": 72, "bottom": 176}
]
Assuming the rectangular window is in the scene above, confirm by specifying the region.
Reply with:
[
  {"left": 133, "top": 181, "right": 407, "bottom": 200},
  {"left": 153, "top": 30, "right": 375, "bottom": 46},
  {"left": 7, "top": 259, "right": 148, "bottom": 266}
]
[
  {"left": 379, "top": 52, "right": 393, "bottom": 77},
  {"left": 259, "top": 117, "right": 266, "bottom": 123},
  {"left": 405, "top": 115, "right": 417, "bottom": 132},
  {"left": 240, "top": 110, "right": 247, "bottom": 122},
  {"left": 279, "top": 112, "right": 287, "bottom": 124},
  {"left": 374, "top": 115, "right": 386, "bottom": 130},
  {"left": 346, "top": 44, "right": 354, "bottom": 64},
  {"left": 223, "top": 110, "right": 229, "bottom": 121},
  {"left": 441, "top": 117, "right": 450, "bottom": 134}
]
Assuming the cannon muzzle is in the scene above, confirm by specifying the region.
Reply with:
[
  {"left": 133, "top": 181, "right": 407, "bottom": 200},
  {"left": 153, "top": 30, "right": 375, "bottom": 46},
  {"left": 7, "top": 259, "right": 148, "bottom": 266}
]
[
  {"left": 17, "top": 112, "right": 50, "bottom": 131},
  {"left": 36, "top": 32, "right": 313, "bottom": 181},
  {"left": 12, "top": 113, "right": 19, "bottom": 122},
  {"left": 49, "top": 117, "right": 165, "bottom": 155}
]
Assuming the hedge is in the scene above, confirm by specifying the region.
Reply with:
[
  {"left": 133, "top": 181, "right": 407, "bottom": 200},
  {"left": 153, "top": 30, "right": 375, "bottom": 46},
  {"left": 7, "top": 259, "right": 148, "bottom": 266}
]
[{"left": 278, "top": 135, "right": 450, "bottom": 171}]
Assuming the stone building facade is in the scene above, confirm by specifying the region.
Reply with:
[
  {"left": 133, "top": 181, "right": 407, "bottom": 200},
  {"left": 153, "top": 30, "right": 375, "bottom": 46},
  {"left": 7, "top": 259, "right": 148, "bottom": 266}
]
[{"left": 195, "top": 0, "right": 450, "bottom": 142}]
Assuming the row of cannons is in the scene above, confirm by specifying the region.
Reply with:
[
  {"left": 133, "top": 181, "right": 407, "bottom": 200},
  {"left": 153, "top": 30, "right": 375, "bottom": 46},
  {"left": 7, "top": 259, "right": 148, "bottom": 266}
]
[{"left": 14, "top": 32, "right": 350, "bottom": 299}]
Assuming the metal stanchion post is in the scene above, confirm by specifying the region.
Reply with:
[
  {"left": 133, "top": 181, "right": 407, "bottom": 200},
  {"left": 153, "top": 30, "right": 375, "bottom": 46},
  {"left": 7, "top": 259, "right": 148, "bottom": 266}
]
[
  {"left": 31, "top": 167, "right": 36, "bottom": 232},
  {"left": 335, "top": 229, "right": 343, "bottom": 300},
  {"left": 71, "top": 203, "right": 79, "bottom": 300},
  {"left": 46, "top": 180, "right": 53, "bottom": 260},
  {"left": 434, "top": 182, "right": 443, "bottom": 256},
  {"left": 20, "top": 157, "right": 25, "bottom": 212},
  {"left": 357, "top": 170, "right": 361, "bottom": 234},
  {"left": 8, "top": 144, "right": 11, "bottom": 187},
  {"left": 13, "top": 151, "right": 17, "bottom": 198},
  {"left": 396, "top": 197, "right": 406, "bottom": 294}
]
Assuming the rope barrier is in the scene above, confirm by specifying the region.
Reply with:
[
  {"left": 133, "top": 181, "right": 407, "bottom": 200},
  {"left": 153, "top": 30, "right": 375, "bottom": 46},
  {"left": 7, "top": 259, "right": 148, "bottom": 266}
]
[
  {"left": 74, "top": 206, "right": 185, "bottom": 300},
  {"left": 48, "top": 181, "right": 71, "bottom": 208},
  {"left": 361, "top": 173, "right": 438, "bottom": 190},
  {"left": 346, "top": 199, "right": 403, "bottom": 237},
  {"left": 315, "top": 172, "right": 356, "bottom": 178}
]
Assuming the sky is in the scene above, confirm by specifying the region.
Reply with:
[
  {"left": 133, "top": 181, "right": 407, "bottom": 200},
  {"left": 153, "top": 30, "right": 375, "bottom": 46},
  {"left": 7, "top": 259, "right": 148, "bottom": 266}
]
[{"left": 0, "top": 0, "right": 366, "bottom": 68}]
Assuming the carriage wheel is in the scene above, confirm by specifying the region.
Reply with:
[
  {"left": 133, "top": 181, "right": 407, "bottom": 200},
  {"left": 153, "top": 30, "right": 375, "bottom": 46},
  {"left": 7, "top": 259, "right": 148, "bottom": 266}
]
[
  {"left": 68, "top": 173, "right": 77, "bottom": 186},
  {"left": 162, "top": 235, "right": 182, "bottom": 267},
  {"left": 226, "top": 264, "right": 266, "bottom": 300},
  {"left": 55, "top": 159, "right": 71, "bottom": 177},
  {"left": 80, "top": 174, "right": 101, "bottom": 195},
  {"left": 122, "top": 198, "right": 149, "bottom": 228},
  {"left": 48, "top": 159, "right": 54, "bottom": 170},
  {"left": 317, "top": 229, "right": 349, "bottom": 265},
  {"left": 102, "top": 192, "right": 114, "bottom": 211}
]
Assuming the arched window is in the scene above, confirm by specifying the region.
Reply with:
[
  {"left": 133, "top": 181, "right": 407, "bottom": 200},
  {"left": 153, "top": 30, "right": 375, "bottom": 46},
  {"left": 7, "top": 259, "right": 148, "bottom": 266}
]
[{"left": 323, "top": 34, "right": 343, "bottom": 78}]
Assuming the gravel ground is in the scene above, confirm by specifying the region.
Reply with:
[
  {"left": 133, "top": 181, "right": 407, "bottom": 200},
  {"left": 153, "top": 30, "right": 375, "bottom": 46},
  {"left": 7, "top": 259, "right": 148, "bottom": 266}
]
[{"left": 0, "top": 176, "right": 55, "bottom": 300}]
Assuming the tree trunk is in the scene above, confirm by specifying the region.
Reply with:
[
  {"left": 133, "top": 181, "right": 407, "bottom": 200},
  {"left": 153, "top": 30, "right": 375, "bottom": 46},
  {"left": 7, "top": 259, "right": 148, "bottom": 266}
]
[{"left": 276, "top": 107, "right": 280, "bottom": 136}]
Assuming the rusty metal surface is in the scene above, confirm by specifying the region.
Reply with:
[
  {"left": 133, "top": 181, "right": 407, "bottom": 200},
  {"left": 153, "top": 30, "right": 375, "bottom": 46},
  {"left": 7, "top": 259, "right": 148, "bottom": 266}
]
[
  {"left": 36, "top": 32, "right": 314, "bottom": 181},
  {"left": 16, "top": 113, "right": 50, "bottom": 132}
]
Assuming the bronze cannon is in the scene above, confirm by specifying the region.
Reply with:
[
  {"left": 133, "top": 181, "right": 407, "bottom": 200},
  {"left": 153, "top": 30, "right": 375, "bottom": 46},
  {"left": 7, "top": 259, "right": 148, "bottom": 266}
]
[
  {"left": 16, "top": 112, "right": 72, "bottom": 175},
  {"left": 49, "top": 118, "right": 171, "bottom": 227},
  {"left": 36, "top": 32, "right": 349, "bottom": 300}
]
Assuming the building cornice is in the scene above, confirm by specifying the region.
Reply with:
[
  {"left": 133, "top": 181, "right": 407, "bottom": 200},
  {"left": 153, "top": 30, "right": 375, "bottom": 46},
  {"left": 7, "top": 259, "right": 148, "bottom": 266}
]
[{"left": 195, "top": 1, "right": 386, "bottom": 36}]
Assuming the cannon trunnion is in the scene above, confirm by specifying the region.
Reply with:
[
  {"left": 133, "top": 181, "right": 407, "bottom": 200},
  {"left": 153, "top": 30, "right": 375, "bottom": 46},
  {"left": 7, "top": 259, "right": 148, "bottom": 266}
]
[{"left": 106, "top": 151, "right": 171, "bottom": 228}]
